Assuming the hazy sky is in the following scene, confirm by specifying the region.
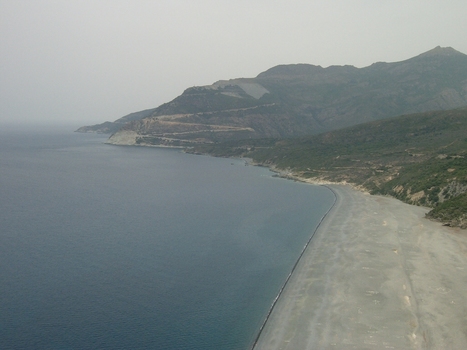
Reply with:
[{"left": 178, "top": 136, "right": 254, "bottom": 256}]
[{"left": 1, "top": 0, "right": 467, "bottom": 126}]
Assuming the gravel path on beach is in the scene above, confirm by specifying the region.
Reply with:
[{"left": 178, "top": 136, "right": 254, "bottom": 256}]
[{"left": 253, "top": 185, "right": 467, "bottom": 349}]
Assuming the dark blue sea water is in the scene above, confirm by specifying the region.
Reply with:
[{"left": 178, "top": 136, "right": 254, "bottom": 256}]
[{"left": 0, "top": 126, "right": 334, "bottom": 350}]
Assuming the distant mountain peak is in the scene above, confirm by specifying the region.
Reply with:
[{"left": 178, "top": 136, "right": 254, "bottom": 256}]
[{"left": 416, "top": 46, "right": 465, "bottom": 58}]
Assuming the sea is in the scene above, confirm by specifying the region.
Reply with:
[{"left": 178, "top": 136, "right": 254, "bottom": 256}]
[{"left": 0, "top": 125, "right": 335, "bottom": 350}]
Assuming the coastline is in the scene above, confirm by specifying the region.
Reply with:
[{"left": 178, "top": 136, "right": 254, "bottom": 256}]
[
  {"left": 252, "top": 184, "right": 467, "bottom": 349},
  {"left": 99, "top": 142, "right": 467, "bottom": 348},
  {"left": 250, "top": 185, "right": 338, "bottom": 349}
]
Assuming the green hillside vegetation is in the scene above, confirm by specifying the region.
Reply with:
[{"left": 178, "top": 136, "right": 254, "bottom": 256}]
[{"left": 190, "top": 107, "right": 467, "bottom": 228}]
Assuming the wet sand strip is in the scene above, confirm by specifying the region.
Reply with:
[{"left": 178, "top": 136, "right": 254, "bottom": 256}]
[{"left": 249, "top": 185, "right": 337, "bottom": 349}]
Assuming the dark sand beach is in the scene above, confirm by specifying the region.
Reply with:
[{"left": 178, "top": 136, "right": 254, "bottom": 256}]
[{"left": 253, "top": 185, "right": 467, "bottom": 349}]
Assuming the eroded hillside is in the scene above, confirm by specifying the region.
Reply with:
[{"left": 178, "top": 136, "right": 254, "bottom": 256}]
[{"left": 79, "top": 47, "right": 467, "bottom": 146}]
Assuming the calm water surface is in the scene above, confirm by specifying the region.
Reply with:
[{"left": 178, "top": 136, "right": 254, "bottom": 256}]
[{"left": 0, "top": 126, "right": 334, "bottom": 349}]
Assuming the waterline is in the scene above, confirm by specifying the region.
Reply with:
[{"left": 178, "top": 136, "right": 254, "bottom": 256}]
[{"left": 250, "top": 185, "right": 338, "bottom": 349}]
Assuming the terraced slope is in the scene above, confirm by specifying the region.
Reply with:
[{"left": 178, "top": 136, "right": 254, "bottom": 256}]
[{"left": 79, "top": 47, "right": 467, "bottom": 146}]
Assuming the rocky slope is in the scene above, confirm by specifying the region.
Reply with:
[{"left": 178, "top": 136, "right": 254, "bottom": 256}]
[
  {"left": 76, "top": 108, "right": 157, "bottom": 134},
  {"left": 79, "top": 46, "right": 467, "bottom": 146}
]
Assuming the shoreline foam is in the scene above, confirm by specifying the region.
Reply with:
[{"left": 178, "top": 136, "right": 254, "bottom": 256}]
[
  {"left": 250, "top": 185, "right": 338, "bottom": 349},
  {"left": 253, "top": 184, "right": 467, "bottom": 349}
]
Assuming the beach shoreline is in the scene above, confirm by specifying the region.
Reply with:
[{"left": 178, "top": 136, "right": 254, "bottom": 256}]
[
  {"left": 252, "top": 184, "right": 467, "bottom": 349},
  {"left": 250, "top": 185, "right": 338, "bottom": 349}
]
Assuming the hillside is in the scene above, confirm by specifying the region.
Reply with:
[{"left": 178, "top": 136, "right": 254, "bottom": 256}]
[
  {"left": 78, "top": 46, "right": 467, "bottom": 146},
  {"left": 76, "top": 108, "right": 157, "bottom": 134},
  {"left": 189, "top": 107, "right": 467, "bottom": 228}
]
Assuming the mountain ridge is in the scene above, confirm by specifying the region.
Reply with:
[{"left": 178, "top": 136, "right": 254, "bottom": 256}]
[{"left": 77, "top": 46, "right": 467, "bottom": 147}]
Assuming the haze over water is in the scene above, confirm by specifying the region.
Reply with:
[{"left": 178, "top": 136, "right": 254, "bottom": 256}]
[{"left": 0, "top": 128, "right": 334, "bottom": 349}]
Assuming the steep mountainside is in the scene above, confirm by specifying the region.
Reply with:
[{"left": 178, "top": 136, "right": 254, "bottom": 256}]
[
  {"left": 78, "top": 46, "right": 467, "bottom": 146},
  {"left": 190, "top": 107, "right": 467, "bottom": 228}
]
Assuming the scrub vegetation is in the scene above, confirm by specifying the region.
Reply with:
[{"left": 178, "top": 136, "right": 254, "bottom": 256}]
[{"left": 190, "top": 107, "right": 467, "bottom": 228}]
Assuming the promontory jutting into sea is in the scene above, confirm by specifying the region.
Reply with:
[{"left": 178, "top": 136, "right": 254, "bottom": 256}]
[{"left": 78, "top": 46, "right": 467, "bottom": 229}]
